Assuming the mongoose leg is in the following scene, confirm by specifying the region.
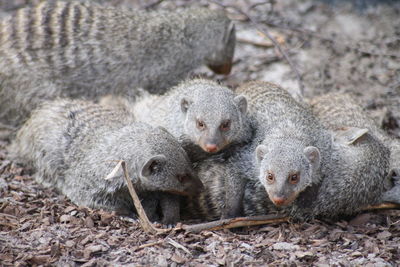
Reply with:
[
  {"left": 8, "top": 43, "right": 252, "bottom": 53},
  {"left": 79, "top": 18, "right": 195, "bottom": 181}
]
[
  {"left": 222, "top": 174, "right": 246, "bottom": 219},
  {"left": 141, "top": 197, "right": 161, "bottom": 223},
  {"left": 160, "top": 194, "right": 181, "bottom": 225}
]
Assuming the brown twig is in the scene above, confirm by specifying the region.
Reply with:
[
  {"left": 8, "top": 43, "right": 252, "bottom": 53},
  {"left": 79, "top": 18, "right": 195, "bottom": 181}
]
[
  {"left": 237, "top": 36, "right": 274, "bottom": 48},
  {"left": 363, "top": 202, "right": 400, "bottom": 211},
  {"left": 134, "top": 240, "right": 164, "bottom": 251},
  {"left": 208, "top": 0, "right": 305, "bottom": 96},
  {"left": 181, "top": 215, "right": 289, "bottom": 233},
  {"left": 105, "top": 160, "right": 168, "bottom": 235},
  {"left": 166, "top": 238, "right": 192, "bottom": 255}
]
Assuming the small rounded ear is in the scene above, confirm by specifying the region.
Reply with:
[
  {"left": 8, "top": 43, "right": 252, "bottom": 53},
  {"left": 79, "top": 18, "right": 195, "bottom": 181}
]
[
  {"left": 256, "top": 145, "right": 268, "bottom": 163},
  {"left": 141, "top": 154, "right": 167, "bottom": 178},
  {"left": 304, "top": 146, "right": 321, "bottom": 170},
  {"left": 334, "top": 127, "right": 369, "bottom": 145},
  {"left": 180, "top": 97, "right": 192, "bottom": 114},
  {"left": 234, "top": 95, "right": 247, "bottom": 114}
]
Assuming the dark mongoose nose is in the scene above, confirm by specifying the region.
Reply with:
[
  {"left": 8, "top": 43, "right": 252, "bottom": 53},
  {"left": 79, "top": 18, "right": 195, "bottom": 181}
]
[{"left": 205, "top": 144, "right": 218, "bottom": 153}]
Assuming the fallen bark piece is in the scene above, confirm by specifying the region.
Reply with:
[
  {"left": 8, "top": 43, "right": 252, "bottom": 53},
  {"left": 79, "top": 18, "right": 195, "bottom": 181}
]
[
  {"left": 134, "top": 240, "right": 164, "bottom": 251},
  {"left": 167, "top": 238, "right": 192, "bottom": 255}
]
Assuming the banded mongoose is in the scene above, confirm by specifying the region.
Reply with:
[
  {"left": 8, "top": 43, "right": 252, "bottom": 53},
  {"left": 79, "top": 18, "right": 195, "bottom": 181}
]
[
  {"left": 235, "top": 81, "right": 333, "bottom": 209},
  {"left": 0, "top": 0, "right": 235, "bottom": 127},
  {"left": 241, "top": 123, "right": 390, "bottom": 220},
  {"left": 310, "top": 93, "right": 399, "bottom": 205},
  {"left": 237, "top": 82, "right": 390, "bottom": 219},
  {"left": 101, "top": 79, "right": 252, "bottom": 157},
  {"left": 8, "top": 99, "right": 204, "bottom": 224}
]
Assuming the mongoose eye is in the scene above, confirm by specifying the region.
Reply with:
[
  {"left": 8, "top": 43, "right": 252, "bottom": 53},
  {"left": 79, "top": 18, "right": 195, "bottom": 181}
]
[
  {"left": 177, "top": 174, "right": 188, "bottom": 184},
  {"left": 266, "top": 172, "right": 274, "bottom": 184},
  {"left": 220, "top": 120, "right": 231, "bottom": 131},
  {"left": 196, "top": 120, "right": 206, "bottom": 130},
  {"left": 289, "top": 173, "right": 299, "bottom": 184}
]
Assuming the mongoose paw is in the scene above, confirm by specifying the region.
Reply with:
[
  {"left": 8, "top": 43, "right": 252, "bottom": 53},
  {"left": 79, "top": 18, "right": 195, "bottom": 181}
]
[{"left": 161, "top": 217, "right": 179, "bottom": 226}]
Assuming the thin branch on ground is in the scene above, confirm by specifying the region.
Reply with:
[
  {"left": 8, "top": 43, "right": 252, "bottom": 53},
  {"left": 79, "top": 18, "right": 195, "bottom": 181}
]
[
  {"left": 181, "top": 215, "right": 289, "bottom": 233},
  {"left": 363, "top": 202, "right": 400, "bottom": 211},
  {"left": 134, "top": 240, "right": 164, "bottom": 251},
  {"left": 166, "top": 238, "right": 192, "bottom": 255},
  {"left": 105, "top": 160, "right": 168, "bottom": 235}
]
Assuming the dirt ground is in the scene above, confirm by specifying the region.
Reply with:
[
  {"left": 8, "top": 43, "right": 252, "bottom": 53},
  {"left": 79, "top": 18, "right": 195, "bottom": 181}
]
[{"left": 1, "top": 0, "right": 400, "bottom": 266}]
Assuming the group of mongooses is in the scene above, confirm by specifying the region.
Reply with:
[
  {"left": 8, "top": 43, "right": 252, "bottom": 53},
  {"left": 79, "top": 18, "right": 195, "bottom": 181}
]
[{"left": 3, "top": 0, "right": 400, "bottom": 225}]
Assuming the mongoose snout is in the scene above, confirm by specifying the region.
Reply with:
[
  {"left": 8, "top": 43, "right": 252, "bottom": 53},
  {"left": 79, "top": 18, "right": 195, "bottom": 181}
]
[{"left": 198, "top": 128, "right": 231, "bottom": 153}]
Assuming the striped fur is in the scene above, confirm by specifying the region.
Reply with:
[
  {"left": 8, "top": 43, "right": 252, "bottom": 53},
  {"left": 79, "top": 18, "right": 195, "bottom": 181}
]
[{"left": 0, "top": 1, "right": 235, "bottom": 129}]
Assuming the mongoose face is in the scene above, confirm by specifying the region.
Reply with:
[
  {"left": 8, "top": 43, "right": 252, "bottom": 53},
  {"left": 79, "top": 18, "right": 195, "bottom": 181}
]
[
  {"left": 181, "top": 88, "right": 247, "bottom": 154},
  {"left": 256, "top": 141, "right": 321, "bottom": 207},
  {"left": 136, "top": 126, "right": 204, "bottom": 196},
  {"left": 138, "top": 154, "right": 201, "bottom": 196}
]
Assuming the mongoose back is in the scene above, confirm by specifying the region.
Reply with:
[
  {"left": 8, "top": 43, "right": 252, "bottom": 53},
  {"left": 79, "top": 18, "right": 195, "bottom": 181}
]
[
  {"left": 235, "top": 81, "right": 333, "bottom": 208},
  {"left": 103, "top": 79, "right": 252, "bottom": 156},
  {"left": 0, "top": 0, "right": 235, "bottom": 127},
  {"left": 310, "top": 93, "right": 399, "bottom": 205},
  {"left": 9, "top": 99, "right": 203, "bottom": 224},
  {"left": 309, "top": 93, "right": 400, "bottom": 173}
]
